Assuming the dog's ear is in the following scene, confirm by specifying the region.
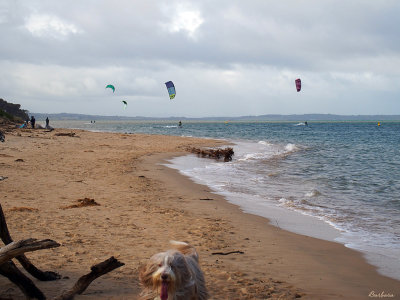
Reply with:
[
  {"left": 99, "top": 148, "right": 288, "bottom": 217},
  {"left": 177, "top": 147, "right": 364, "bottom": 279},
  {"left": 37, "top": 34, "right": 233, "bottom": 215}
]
[{"left": 139, "top": 264, "right": 153, "bottom": 287}]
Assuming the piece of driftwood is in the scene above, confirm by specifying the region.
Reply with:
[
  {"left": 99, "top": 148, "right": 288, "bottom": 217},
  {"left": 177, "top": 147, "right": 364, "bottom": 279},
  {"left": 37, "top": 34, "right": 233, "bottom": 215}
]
[
  {"left": 188, "top": 147, "right": 234, "bottom": 162},
  {"left": 55, "top": 132, "right": 76, "bottom": 137},
  {"left": 54, "top": 257, "right": 125, "bottom": 300},
  {"left": 0, "top": 260, "right": 46, "bottom": 300},
  {"left": 0, "top": 238, "right": 60, "bottom": 265},
  {"left": 211, "top": 250, "right": 244, "bottom": 255},
  {"left": 0, "top": 256, "right": 124, "bottom": 300},
  {"left": 0, "top": 204, "right": 61, "bottom": 281},
  {"left": 0, "top": 203, "right": 125, "bottom": 299}
]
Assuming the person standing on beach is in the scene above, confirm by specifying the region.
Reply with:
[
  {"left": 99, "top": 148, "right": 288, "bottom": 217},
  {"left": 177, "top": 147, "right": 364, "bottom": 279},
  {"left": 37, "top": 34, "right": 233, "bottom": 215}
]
[
  {"left": 46, "top": 117, "right": 49, "bottom": 128},
  {"left": 30, "top": 116, "right": 35, "bottom": 129}
]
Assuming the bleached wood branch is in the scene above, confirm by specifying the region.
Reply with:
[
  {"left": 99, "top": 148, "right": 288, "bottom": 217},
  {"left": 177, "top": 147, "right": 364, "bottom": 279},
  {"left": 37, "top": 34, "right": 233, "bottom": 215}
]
[
  {"left": 0, "top": 204, "right": 124, "bottom": 299},
  {"left": 0, "top": 238, "right": 60, "bottom": 265},
  {"left": 0, "top": 204, "right": 61, "bottom": 281}
]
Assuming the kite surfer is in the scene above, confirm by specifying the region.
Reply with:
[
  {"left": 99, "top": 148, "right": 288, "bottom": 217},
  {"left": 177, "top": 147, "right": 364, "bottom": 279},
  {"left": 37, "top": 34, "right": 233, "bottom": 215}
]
[{"left": 178, "top": 121, "right": 182, "bottom": 127}]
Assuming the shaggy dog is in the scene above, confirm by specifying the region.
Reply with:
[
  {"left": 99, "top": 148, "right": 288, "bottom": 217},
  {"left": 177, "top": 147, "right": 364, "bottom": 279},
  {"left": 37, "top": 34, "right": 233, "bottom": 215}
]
[{"left": 139, "top": 241, "right": 209, "bottom": 300}]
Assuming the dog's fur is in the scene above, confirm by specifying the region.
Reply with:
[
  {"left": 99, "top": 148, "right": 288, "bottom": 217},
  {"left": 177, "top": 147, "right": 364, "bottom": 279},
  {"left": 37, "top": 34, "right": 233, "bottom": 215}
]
[{"left": 139, "top": 241, "right": 209, "bottom": 300}]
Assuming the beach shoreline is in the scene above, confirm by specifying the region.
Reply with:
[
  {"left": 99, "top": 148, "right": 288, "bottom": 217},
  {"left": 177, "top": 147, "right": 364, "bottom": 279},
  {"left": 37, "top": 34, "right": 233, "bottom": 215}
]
[{"left": 0, "top": 128, "right": 399, "bottom": 299}]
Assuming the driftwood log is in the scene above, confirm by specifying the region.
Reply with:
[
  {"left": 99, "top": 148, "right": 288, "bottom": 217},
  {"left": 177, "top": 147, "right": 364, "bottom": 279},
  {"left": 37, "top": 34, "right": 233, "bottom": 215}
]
[
  {"left": 211, "top": 250, "right": 244, "bottom": 256},
  {"left": 0, "top": 204, "right": 125, "bottom": 299},
  {"left": 0, "top": 204, "right": 61, "bottom": 281},
  {"left": 0, "top": 260, "right": 46, "bottom": 299},
  {"left": 188, "top": 147, "right": 234, "bottom": 162},
  {"left": 54, "top": 257, "right": 125, "bottom": 300},
  {"left": 0, "top": 238, "right": 60, "bottom": 265},
  {"left": 54, "top": 132, "right": 76, "bottom": 137}
]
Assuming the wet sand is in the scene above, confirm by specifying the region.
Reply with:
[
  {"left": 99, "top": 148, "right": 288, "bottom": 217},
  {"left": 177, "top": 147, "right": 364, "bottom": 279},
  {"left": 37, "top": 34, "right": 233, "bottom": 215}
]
[{"left": 0, "top": 128, "right": 399, "bottom": 299}]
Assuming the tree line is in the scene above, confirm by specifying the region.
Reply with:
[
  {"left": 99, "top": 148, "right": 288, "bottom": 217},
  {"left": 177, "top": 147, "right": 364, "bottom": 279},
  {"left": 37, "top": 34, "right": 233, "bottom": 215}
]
[{"left": 0, "top": 98, "right": 29, "bottom": 122}]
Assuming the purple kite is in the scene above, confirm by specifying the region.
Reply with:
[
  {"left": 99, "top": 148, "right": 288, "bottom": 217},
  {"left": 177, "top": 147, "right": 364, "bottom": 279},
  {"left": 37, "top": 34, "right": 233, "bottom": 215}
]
[{"left": 295, "top": 78, "right": 301, "bottom": 92}]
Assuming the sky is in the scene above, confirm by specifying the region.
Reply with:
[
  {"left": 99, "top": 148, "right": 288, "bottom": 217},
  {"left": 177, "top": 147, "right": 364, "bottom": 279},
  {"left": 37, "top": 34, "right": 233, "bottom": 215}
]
[{"left": 1, "top": 0, "right": 399, "bottom": 118}]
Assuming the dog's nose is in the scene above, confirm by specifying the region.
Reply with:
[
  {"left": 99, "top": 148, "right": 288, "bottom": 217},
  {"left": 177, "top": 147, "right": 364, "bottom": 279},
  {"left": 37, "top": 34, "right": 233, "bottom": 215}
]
[{"left": 161, "top": 274, "right": 168, "bottom": 280}]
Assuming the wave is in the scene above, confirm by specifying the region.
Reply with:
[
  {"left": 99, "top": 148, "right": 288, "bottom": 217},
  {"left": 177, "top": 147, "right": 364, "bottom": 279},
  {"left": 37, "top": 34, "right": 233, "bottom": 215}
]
[
  {"left": 285, "top": 143, "right": 298, "bottom": 152},
  {"left": 258, "top": 140, "right": 273, "bottom": 146},
  {"left": 305, "top": 189, "right": 322, "bottom": 197},
  {"left": 238, "top": 152, "right": 268, "bottom": 161},
  {"left": 236, "top": 141, "right": 300, "bottom": 162}
]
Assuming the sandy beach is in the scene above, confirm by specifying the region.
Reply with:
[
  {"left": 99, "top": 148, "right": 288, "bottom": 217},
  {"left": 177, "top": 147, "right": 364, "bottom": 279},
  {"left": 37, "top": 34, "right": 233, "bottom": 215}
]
[{"left": 0, "top": 128, "right": 399, "bottom": 299}]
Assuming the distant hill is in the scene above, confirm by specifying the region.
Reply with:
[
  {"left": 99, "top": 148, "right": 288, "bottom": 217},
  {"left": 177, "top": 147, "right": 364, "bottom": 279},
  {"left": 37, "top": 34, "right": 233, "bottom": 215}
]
[
  {"left": 31, "top": 112, "right": 400, "bottom": 122},
  {"left": 31, "top": 113, "right": 157, "bottom": 121},
  {"left": 232, "top": 114, "right": 400, "bottom": 121}
]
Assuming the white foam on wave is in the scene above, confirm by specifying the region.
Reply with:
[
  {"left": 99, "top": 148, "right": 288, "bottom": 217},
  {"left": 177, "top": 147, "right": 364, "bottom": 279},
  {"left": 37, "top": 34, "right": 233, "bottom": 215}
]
[
  {"left": 239, "top": 152, "right": 267, "bottom": 161},
  {"left": 258, "top": 140, "right": 273, "bottom": 146},
  {"left": 305, "top": 189, "right": 322, "bottom": 197},
  {"left": 235, "top": 140, "right": 299, "bottom": 162},
  {"left": 285, "top": 143, "right": 298, "bottom": 152}
]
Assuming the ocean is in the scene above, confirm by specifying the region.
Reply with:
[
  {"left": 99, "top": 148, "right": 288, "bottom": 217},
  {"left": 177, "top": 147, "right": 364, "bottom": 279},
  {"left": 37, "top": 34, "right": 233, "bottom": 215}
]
[{"left": 51, "top": 120, "right": 400, "bottom": 280}]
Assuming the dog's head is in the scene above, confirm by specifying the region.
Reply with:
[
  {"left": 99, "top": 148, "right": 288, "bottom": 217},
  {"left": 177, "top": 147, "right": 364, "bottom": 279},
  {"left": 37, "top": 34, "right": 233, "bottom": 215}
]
[{"left": 140, "top": 249, "right": 193, "bottom": 300}]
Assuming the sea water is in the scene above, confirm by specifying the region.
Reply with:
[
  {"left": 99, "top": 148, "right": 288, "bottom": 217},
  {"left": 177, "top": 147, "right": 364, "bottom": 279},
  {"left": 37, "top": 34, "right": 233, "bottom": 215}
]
[{"left": 52, "top": 120, "right": 400, "bottom": 280}]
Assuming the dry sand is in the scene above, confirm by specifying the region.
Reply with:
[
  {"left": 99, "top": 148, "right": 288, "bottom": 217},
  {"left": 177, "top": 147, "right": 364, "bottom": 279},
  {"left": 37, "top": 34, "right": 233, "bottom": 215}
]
[{"left": 0, "top": 128, "right": 399, "bottom": 299}]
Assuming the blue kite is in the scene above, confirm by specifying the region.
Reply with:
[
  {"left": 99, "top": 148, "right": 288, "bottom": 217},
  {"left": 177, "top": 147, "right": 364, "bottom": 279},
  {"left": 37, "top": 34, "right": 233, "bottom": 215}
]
[{"left": 165, "top": 81, "right": 176, "bottom": 100}]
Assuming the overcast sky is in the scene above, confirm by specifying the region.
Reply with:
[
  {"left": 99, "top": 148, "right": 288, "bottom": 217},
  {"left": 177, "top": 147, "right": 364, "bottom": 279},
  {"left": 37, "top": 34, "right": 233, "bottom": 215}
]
[{"left": 1, "top": 0, "right": 399, "bottom": 117}]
